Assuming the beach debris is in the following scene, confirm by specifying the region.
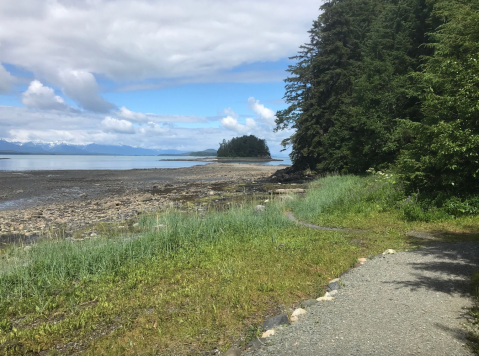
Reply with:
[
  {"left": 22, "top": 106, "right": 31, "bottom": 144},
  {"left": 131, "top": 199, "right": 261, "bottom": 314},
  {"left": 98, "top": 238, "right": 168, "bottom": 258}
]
[
  {"left": 254, "top": 205, "right": 265, "bottom": 213},
  {"left": 273, "top": 188, "right": 305, "bottom": 194}
]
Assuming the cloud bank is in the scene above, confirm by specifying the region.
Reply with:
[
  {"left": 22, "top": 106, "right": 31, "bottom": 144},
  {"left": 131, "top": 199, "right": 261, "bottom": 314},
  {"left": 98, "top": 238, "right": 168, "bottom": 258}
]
[
  {"left": 0, "top": 98, "right": 291, "bottom": 155},
  {"left": 0, "top": 0, "right": 318, "bottom": 82}
]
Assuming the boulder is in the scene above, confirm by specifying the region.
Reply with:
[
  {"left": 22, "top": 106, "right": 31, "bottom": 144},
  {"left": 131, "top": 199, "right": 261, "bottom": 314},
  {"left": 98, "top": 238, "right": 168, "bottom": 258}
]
[{"left": 262, "top": 313, "right": 290, "bottom": 330}]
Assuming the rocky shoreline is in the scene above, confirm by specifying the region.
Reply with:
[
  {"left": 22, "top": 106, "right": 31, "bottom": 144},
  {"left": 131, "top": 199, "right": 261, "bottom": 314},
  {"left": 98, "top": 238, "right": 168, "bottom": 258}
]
[
  {"left": 0, "top": 163, "right": 284, "bottom": 246},
  {"left": 159, "top": 157, "right": 284, "bottom": 162}
]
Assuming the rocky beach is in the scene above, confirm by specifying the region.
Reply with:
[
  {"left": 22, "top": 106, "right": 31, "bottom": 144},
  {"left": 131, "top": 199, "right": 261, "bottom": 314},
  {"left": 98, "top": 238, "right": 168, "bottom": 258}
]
[{"left": 0, "top": 163, "right": 284, "bottom": 246}]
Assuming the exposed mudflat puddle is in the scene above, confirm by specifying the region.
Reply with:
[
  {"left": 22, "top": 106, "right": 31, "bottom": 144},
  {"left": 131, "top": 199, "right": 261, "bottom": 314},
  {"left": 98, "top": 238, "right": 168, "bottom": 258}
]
[{"left": 0, "top": 198, "right": 36, "bottom": 211}]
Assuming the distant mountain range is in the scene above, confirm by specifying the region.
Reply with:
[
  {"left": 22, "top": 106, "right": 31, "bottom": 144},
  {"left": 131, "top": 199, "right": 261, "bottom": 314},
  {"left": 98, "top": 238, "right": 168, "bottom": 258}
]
[{"left": 0, "top": 140, "right": 209, "bottom": 156}]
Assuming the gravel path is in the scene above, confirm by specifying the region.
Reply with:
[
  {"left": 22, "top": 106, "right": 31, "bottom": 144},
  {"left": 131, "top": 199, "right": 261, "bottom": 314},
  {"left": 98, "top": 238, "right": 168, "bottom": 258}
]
[{"left": 246, "top": 242, "right": 479, "bottom": 356}]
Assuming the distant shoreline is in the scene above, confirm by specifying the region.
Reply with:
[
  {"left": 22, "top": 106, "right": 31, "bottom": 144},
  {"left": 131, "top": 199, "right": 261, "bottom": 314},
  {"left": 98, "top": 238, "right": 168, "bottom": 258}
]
[{"left": 159, "top": 157, "right": 283, "bottom": 163}]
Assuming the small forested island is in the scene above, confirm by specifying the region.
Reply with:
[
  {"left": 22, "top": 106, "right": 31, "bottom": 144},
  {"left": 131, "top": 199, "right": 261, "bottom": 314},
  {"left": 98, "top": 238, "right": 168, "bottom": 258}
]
[
  {"left": 159, "top": 135, "right": 282, "bottom": 162},
  {"left": 217, "top": 135, "right": 271, "bottom": 158}
]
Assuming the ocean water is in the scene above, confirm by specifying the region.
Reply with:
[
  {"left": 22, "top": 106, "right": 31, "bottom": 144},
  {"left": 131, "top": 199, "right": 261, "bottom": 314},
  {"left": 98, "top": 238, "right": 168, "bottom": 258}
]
[{"left": 0, "top": 155, "right": 292, "bottom": 171}]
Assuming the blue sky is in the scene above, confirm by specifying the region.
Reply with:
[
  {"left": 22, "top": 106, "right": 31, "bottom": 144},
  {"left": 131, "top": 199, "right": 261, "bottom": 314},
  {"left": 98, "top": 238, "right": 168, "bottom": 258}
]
[{"left": 0, "top": 0, "right": 320, "bottom": 155}]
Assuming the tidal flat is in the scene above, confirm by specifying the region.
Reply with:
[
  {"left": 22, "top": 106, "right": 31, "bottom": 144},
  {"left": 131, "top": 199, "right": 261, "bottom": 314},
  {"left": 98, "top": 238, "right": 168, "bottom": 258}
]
[{"left": 0, "top": 163, "right": 285, "bottom": 245}]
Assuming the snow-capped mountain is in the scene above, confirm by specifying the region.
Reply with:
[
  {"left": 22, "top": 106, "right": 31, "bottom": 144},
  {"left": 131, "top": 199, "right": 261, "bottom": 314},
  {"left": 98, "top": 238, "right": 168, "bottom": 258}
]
[{"left": 0, "top": 140, "right": 187, "bottom": 156}]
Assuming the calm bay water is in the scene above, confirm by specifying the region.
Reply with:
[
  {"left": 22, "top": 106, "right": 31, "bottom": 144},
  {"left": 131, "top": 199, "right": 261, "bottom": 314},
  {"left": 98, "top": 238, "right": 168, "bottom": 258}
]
[{"left": 0, "top": 155, "right": 291, "bottom": 171}]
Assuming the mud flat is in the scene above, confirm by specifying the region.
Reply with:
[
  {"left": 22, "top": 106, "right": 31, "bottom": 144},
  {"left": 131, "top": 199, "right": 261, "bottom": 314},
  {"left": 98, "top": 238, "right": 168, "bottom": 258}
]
[{"left": 0, "top": 163, "right": 283, "bottom": 244}]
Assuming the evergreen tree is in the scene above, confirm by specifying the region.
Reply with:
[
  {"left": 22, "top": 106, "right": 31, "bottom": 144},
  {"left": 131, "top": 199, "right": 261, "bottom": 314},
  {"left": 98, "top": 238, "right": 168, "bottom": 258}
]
[
  {"left": 217, "top": 135, "right": 271, "bottom": 158},
  {"left": 276, "top": 0, "right": 432, "bottom": 173},
  {"left": 397, "top": 0, "right": 479, "bottom": 197}
]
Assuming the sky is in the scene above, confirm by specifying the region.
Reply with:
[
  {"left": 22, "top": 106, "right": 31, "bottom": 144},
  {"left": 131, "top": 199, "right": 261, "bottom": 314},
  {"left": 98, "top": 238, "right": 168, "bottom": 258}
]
[{"left": 0, "top": 0, "right": 320, "bottom": 156}]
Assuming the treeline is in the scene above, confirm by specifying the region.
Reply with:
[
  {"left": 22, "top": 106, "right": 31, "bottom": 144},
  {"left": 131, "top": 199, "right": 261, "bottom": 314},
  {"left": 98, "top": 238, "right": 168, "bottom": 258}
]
[
  {"left": 217, "top": 135, "right": 271, "bottom": 158},
  {"left": 277, "top": 0, "right": 479, "bottom": 200}
]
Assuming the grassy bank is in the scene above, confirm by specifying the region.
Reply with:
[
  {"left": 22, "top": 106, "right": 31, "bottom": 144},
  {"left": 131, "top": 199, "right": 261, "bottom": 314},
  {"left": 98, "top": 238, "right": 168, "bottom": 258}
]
[{"left": 1, "top": 174, "right": 478, "bottom": 355}]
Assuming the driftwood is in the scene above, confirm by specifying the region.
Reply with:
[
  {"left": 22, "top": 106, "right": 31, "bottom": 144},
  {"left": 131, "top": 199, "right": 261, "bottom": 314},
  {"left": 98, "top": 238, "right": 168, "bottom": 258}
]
[{"left": 273, "top": 188, "right": 305, "bottom": 194}]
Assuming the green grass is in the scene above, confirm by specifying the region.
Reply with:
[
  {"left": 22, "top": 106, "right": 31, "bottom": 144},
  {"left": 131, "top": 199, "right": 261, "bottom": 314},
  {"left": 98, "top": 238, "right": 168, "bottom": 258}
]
[{"left": 1, "top": 174, "right": 479, "bottom": 355}]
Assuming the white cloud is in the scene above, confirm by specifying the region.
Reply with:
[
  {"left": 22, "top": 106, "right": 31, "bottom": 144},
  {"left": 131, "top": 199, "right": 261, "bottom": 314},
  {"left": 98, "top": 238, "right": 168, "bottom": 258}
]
[
  {"left": 139, "top": 122, "right": 169, "bottom": 136},
  {"left": 0, "top": 64, "right": 15, "bottom": 94},
  {"left": 21, "top": 80, "right": 70, "bottom": 111},
  {"left": 248, "top": 97, "right": 276, "bottom": 126},
  {"left": 57, "top": 70, "right": 115, "bottom": 112},
  {"left": 221, "top": 116, "right": 257, "bottom": 134},
  {"left": 116, "top": 107, "right": 207, "bottom": 124},
  {"left": 117, "top": 106, "right": 148, "bottom": 123},
  {"left": 101, "top": 117, "right": 135, "bottom": 134},
  {"left": 0, "top": 0, "right": 318, "bottom": 84},
  {"left": 223, "top": 107, "right": 238, "bottom": 120}
]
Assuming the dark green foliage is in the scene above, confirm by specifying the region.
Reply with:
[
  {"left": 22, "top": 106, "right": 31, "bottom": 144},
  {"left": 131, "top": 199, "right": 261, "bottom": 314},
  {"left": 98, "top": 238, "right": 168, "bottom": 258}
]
[
  {"left": 397, "top": 0, "right": 479, "bottom": 198},
  {"left": 217, "top": 135, "right": 271, "bottom": 158},
  {"left": 277, "top": 0, "right": 479, "bottom": 204},
  {"left": 189, "top": 149, "right": 217, "bottom": 156},
  {"left": 277, "top": 0, "right": 432, "bottom": 173}
]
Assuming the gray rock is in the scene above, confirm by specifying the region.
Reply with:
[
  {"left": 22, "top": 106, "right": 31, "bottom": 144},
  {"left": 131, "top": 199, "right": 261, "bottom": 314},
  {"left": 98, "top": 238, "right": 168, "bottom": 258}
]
[
  {"left": 262, "top": 313, "right": 290, "bottom": 330},
  {"left": 224, "top": 347, "right": 241, "bottom": 356},
  {"left": 300, "top": 299, "right": 318, "bottom": 308},
  {"left": 327, "top": 281, "right": 340, "bottom": 292},
  {"left": 246, "top": 338, "right": 268, "bottom": 351}
]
